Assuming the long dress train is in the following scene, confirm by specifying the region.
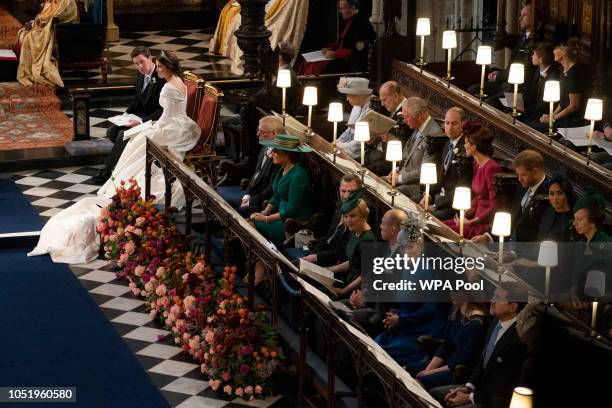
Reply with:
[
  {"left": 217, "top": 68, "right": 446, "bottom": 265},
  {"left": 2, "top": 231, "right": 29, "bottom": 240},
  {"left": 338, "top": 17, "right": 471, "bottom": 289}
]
[{"left": 28, "top": 83, "right": 200, "bottom": 264}]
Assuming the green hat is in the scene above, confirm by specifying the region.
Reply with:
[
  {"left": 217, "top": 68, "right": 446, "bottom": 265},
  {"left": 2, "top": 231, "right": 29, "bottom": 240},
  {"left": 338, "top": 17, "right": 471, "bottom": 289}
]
[
  {"left": 573, "top": 186, "right": 606, "bottom": 213},
  {"left": 340, "top": 188, "right": 366, "bottom": 214},
  {"left": 259, "top": 134, "right": 313, "bottom": 153}
]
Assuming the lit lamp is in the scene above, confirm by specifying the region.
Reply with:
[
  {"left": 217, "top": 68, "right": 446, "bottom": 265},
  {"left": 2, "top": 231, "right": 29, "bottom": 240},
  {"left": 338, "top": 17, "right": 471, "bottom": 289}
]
[
  {"left": 302, "top": 86, "right": 318, "bottom": 141},
  {"left": 354, "top": 121, "right": 370, "bottom": 182},
  {"left": 328, "top": 102, "right": 343, "bottom": 162},
  {"left": 491, "top": 212, "right": 511, "bottom": 279},
  {"left": 276, "top": 69, "right": 291, "bottom": 126},
  {"left": 537, "top": 240, "right": 558, "bottom": 303},
  {"left": 442, "top": 30, "right": 457, "bottom": 83},
  {"left": 385, "top": 140, "right": 402, "bottom": 205},
  {"left": 584, "top": 270, "right": 605, "bottom": 336},
  {"left": 452, "top": 187, "right": 471, "bottom": 243},
  {"left": 542, "top": 81, "right": 560, "bottom": 142},
  {"left": 509, "top": 387, "right": 533, "bottom": 408},
  {"left": 584, "top": 98, "right": 603, "bottom": 164},
  {"left": 420, "top": 163, "right": 437, "bottom": 217},
  {"left": 507, "top": 63, "right": 524, "bottom": 121},
  {"left": 475, "top": 45, "right": 491, "bottom": 102},
  {"left": 416, "top": 18, "right": 430, "bottom": 67}
]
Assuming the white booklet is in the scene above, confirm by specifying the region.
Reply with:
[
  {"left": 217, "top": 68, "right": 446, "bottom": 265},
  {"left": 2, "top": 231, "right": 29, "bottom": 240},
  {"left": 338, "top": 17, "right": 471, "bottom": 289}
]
[
  {"left": 500, "top": 92, "right": 524, "bottom": 111},
  {"left": 594, "top": 137, "right": 612, "bottom": 155},
  {"left": 354, "top": 110, "right": 397, "bottom": 134},
  {"left": 122, "top": 120, "right": 154, "bottom": 140},
  {"left": 302, "top": 50, "right": 334, "bottom": 63},
  {"left": 557, "top": 125, "right": 590, "bottom": 147},
  {"left": 108, "top": 113, "right": 142, "bottom": 127},
  {"left": 299, "top": 258, "right": 343, "bottom": 293}
]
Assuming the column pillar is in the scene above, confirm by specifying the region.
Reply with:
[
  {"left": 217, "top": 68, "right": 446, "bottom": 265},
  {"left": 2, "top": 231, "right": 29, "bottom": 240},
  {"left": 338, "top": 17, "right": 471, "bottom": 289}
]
[
  {"left": 106, "top": 0, "right": 120, "bottom": 42},
  {"left": 370, "top": 0, "right": 384, "bottom": 37},
  {"left": 235, "top": 0, "right": 271, "bottom": 78}
]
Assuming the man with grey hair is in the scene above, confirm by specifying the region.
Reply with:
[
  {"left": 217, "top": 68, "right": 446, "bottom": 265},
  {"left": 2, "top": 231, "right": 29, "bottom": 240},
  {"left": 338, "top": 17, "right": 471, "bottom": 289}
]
[
  {"left": 378, "top": 81, "right": 410, "bottom": 144},
  {"left": 385, "top": 97, "right": 442, "bottom": 201},
  {"left": 217, "top": 116, "right": 282, "bottom": 216}
]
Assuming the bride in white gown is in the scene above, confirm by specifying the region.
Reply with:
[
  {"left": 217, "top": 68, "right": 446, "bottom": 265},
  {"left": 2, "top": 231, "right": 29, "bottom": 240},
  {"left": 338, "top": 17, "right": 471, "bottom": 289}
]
[{"left": 29, "top": 51, "right": 201, "bottom": 264}]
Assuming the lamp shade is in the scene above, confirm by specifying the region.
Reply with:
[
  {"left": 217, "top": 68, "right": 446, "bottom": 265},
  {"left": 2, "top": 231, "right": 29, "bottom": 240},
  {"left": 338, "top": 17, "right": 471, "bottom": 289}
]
[
  {"left": 491, "top": 212, "right": 512, "bottom": 237},
  {"left": 328, "top": 102, "right": 343, "bottom": 122},
  {"left": 276, "top": 69, "right": 291, "bottom": 88},
  {"left": 416, "top": 18, "right": 431, "bottom": 36},
  {"left": 452, "top": 187, "right": 471, "bottom": 210},
  {"left": 584, "top": 98, "right": 603, "bottom": 121},
  {"left": 508, "top": 63, "right": 525, "bottom": 84},
  {"left": 385, "top": 140, "right": 403, "bottom": 161},
  {"left": 509, "top": 387, "right": 533, "bottom": 408},
  {"left": 420, "top": 163, "right": 437, "bottom": 184},
  {"left": 354, "top": 121, "right": 370, "bottom": 142},
  {"left": 537, "top": 241, "right": 558, "bottom": 267},
  {"left": 442, "top": 30, "right": 457, "bottom": 49},
  {"left": 543, "top": 81, "right": 560, "bottom": 102},
  {"left": 303, "top": 86, "right": 318, "bottom": 106},
  {"left": 476, "top": 46, "right": 492, "bottom": 65},
  {"left": 584, "top": 270, "right": 606, "bottom": 298}
]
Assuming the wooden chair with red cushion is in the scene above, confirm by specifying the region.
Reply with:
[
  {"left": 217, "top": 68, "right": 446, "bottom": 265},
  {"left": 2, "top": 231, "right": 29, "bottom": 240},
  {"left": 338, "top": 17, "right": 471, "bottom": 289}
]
[
  {"left": 183, "top": 71, "right": 205, "bottom": 121},
  {"left": 184, "top": 82, "right": 224, "bottom": 185}
]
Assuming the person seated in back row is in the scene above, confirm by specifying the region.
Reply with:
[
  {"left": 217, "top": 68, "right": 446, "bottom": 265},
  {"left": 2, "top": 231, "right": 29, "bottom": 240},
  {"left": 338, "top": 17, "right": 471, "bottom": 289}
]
[{"left": 298, "top": 0, "right": 375, "bottom": 75}]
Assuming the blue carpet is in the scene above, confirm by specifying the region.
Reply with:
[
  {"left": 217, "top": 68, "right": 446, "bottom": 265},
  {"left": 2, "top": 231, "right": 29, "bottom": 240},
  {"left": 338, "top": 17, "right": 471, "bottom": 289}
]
[
  {"left": 0, "top": 248, "right": 169, "bottom": 408},
  {"left": 0, "top": 178, "right": 44, "bottom": 234}
]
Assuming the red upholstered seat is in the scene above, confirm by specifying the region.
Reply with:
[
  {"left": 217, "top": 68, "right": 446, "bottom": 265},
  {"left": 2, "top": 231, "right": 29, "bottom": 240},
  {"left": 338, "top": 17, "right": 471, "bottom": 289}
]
[
  {"left": 183, "top": 71, "right": 204, "bottom": 121},
  {"left": 184, "top": 78, "right": 223, "bottom": 185}
]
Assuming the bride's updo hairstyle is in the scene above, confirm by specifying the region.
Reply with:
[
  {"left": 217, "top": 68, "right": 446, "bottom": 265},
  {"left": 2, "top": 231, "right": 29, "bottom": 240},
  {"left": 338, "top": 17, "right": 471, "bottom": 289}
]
[{"left": 157, "top": 50, "right": 180, "bottom": 75}]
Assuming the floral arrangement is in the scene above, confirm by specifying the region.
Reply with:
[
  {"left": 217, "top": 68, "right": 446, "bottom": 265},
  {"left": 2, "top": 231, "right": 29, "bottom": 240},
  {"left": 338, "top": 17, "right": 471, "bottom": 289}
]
[{"left": 96, "top": 179, "right": 285, "bottom": 400}]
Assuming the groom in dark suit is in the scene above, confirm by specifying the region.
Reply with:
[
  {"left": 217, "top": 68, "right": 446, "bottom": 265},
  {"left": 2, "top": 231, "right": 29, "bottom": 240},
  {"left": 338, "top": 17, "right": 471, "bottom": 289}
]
[{"left": 94, "top": 46, "right": 166, "bottom": 182}]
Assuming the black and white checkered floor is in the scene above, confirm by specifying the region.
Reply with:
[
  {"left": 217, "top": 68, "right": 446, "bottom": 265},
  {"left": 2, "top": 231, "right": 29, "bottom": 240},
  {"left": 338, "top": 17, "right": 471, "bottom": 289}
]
[
  {"left": 9, "top": 167, "right": 283, "bottom": 408},
  {"left": 62, "top": 29, "right": 236, "bottom": 86}
]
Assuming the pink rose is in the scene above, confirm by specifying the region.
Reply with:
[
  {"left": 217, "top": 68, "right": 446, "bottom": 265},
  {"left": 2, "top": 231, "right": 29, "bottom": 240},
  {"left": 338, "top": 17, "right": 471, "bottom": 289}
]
[
  {"left": 192, "top": 263, "right": 205, "bottom": 274},
  {"left": 255, "top": 385, "right": 263, "bottom": 394},
  {"left": 183, "top": 295, "right": 195, "bottom": 309},
  {"left": 203, "top": 352, "right": 209, "bottom": 361},
  {"left": 205, "top": 331, "right": 214, "bottom": 343},
  {"left": 209, "top": 379, "right": 221, "bottom": 391},
  {"left": 222, "top": 372, "right": 231, "bottom": 382},
  {"left": 244, "top": 386, "right": 253, "bottom": 395},
  {"left": 135, "top": 216, "right": 145, "bottom": 227},
  {"left": 124, "top": 240, "right": 135, "bottom": 255},
  {"left": 135, "top": 266, "right": 145, "bottom": 277},
  {"left": 235, "top": 387, "right": 244, "bottom": 397},
  {"left": 155, "top": 266, "right": 166, "bottom": 278},
  {"left": 181, "top": 273, "right": 189, "bottom": 281},
  {"left": 155, "top": 284, "right": 167, "bottom": 297},
  {"left": 223, "top": 385, "right": 232, "bottom": 395}
]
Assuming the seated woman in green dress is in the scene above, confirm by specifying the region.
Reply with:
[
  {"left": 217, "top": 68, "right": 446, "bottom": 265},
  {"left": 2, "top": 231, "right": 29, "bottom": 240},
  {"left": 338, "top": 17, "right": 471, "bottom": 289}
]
[
  {"left": 327, "top": 190, "right": 376, "bottom": 298},
  {"left": 249, "top": 134, "right": 313, "bottom": 286}
]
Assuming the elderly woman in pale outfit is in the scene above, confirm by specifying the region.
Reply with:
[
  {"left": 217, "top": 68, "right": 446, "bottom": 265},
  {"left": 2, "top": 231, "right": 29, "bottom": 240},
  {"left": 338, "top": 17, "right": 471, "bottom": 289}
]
[
  {"left": 335, "top": 77, "right": 372, "bottom": 160},
  {"left": 210, "top": 0, "right": 309, "bottom": 75}
]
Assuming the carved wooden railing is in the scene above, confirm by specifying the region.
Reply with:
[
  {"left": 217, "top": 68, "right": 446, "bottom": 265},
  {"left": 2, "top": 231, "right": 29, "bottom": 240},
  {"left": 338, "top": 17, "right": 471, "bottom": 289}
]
[
  {"left": 143, "top": 138, "right": 441, "bottom": 408},
  {"left": 391, "top": 60, "right": 612, "bottom": 210}
]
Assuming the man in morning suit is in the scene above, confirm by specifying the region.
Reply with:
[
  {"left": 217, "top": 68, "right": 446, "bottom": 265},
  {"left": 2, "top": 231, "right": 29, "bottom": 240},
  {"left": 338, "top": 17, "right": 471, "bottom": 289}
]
[
  {"left": 94, "top": 46, "right": 165, "bottom": 182},
  {"left": 217, "top": 116, "right": 284, "bottom": 215},
  {"left": 430, "top": 282, "right": 528, "bottom": 408},
  {"left": 425, "top": 107, "right": 473, "bottom": 220},
  {"left": 385, "top": 97, "right": 442, "bottom": 201}
]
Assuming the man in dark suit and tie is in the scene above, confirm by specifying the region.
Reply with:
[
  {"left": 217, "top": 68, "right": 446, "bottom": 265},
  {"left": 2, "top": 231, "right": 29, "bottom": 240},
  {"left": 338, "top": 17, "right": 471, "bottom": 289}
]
[
  {"left": 385, "top": 97, "right": 442, "bottom": 201},
  {"left": 378, "top": 81, "right": 410, "bottom": 145},
  {"left": 217, "top": 116, "right": 283, "bottom": 214},
  {"left": 93, "top": 46, "right": 165, "bottom": 182},
  {"left": 430, "top": 282, "right": 528, "bottom": 408},
  {"left": 424, "top": 107, "right": 473, "bottom": 220},
  {"left": 469, "top": 3, "right": 540, "bottom": 101}
]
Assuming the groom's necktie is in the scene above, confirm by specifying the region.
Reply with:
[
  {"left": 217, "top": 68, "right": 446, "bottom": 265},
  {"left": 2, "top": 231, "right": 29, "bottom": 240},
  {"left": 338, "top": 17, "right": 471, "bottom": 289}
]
[{"left": 142, "top": 75, "right": 151, "bottom": 93}]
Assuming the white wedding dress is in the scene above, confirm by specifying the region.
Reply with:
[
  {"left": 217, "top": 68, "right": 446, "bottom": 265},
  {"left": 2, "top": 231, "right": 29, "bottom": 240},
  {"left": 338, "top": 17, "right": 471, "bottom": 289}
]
[{"left": 28, "top": 83, "right": 201, "bottom": 264}]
